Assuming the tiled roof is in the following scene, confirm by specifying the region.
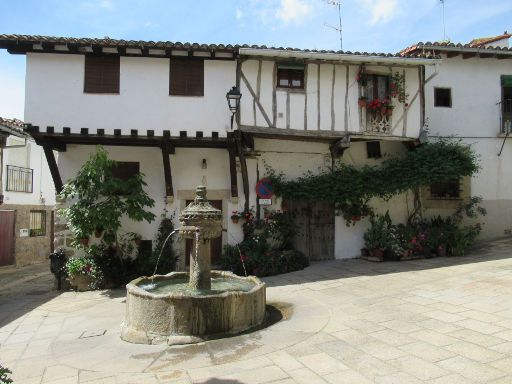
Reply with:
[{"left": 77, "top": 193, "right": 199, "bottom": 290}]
[
  {"left": 400, "top": 40, "right": 512, "bottom": 57},
  {"left": 0, "top": 117, "right": 27, "bottom": 137},
  {"left": 0, "top": 33, "right": 434, "bottom": 59},
  {"left": 469, "top": 32, "right": 511, "bottom": 47}
]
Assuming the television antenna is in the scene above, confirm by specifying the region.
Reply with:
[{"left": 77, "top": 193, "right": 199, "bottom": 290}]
[
  {"left": 440, "top": 0, "right": 447, "bottom": 41},
  {"left": 323, "top": 0, "right": 343, "bottom": 51}
]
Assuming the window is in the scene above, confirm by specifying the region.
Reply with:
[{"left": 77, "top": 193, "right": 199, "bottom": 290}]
[
  {"left": 110, "top": 162, "right": 140, "bottom": 195},
  {"left": 6, "top": 165, "right": 33, "bottom": 193},
  {"left": 169, "top": 59, "right": 204, "bottom": 96},
  {"left": 501, "top": 76, "right": 512, "bottom": 133},
  {"left": 84, "top": 55, "right": 120, "bottom": 94},
  {"left": 434, "top": 88, "right": 452, "bottom": 107},
  {"left": 366, "top": 74, "right": 389, "bottom": 100},
  {"left": 277, "top": 63, "right": 305, "bottom": 89},
  {"left": 366, "top": 141, "right": 382, "bottom": 158},
  {"left": 30, "top": 210, "right": 46, "bottom": 237},
  {"left": 430, "top": 179, "right": 460, "bottom": 199}
]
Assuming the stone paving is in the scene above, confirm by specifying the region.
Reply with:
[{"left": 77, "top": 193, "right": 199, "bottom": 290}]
[{"left": 1, "top": 240, "right": 512, "bottom": 383}]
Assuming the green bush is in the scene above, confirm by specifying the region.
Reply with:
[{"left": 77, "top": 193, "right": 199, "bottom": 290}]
[{"left": 0, "top": 365, "right": 13, "bottom": 384}]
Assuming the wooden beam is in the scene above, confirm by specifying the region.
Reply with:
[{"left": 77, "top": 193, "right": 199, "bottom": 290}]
[
  {"left": 227, "top": 135, "right": 239, "bottom": 199},
  {"left": 43, "top": 145, "right": 63, "bottom": 194},
  {"left": 479, "top": 53, "right": 495, "bottom": 58},
  {"left": 446, "top": 52, "right": 459, "bottom": 58},
  {"left": 240, "top": 71, "right": 273, "bottom": 128},
  {"left": 234, "top": 131, "right": 250, "bottom": 211},
  {"left": 161, "top": 144, "right": 174, "bottom": 198},
  {"left": 497, "top": 55, "right": 512, "bottom": 60}
]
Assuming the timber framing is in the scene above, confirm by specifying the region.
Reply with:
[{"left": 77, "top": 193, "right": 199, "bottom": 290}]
[{"left": 25, "top": 126, "right": 228, "bottom": 152}]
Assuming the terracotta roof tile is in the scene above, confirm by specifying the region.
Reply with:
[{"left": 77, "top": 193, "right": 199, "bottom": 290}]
[{"left": 0, "top": 33, "right": 435, "bottom": 60}]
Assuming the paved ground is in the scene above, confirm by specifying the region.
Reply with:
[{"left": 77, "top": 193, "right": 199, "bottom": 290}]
[{"left": 1, "top": 240, "right": 512, "bottom": 384}]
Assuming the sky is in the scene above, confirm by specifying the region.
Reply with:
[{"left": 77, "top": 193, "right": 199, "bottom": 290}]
[{"left": 1, "top": 0, "right": 511, "bottom": 120}]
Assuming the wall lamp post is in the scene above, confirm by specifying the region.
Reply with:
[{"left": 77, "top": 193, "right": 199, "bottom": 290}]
[{"left": 226, "top": 86, "right": 242, "bottom": 130}]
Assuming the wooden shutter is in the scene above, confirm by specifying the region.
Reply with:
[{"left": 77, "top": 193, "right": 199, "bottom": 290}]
[
  {"left": 169, "top": 59, "right": 204, "bottom": 96},
  {"left": 84, "top": 55, "right": 120, "bottom": 94}
]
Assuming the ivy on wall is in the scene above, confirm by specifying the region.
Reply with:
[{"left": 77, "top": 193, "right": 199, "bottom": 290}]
[{"left": 266, "top": 140, "right": 480, "bottom": 224}]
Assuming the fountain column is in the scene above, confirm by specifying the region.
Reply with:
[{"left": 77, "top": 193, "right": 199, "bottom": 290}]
[{"left": 179, "top": 186, "right": 222, "bottom": 291}]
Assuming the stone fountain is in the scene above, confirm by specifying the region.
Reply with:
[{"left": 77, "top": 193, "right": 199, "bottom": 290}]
[{"left": 121, "top": 186, "right": 266, "bottom": 345}]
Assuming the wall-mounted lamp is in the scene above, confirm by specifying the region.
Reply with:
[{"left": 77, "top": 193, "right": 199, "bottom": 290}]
[
  {"left": 201, "top": 158, "right": 207, "bottom": 169},
  {"left": 226, "top": 86, "right": 242, "bottom": 130}
]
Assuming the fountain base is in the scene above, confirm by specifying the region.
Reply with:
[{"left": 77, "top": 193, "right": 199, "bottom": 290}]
[{"left": 121, "top": 271, "right": 266, "bottom": 345}]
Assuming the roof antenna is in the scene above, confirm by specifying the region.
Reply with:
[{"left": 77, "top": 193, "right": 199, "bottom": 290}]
[
  {"left": 323, "top": 0, "right": 343, "bottom": 51},
  {"left": 440, "top": 0, "right": 447, "bottom": 42}
]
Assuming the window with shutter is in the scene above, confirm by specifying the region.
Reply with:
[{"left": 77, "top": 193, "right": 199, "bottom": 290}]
[
  {"left": 169, "top": 59, "right": 204, "bottom": 96},
  {"left": 84, "top": 55, "right": 120, "bottom": 94},
  {"left": 276, "top": 62, "right": 305, "bottom": 89}
]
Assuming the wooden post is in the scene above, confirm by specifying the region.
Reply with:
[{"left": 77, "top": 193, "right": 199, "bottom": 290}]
[
  {"left": 227, "top": 135, "right": 239, "bottom": 199},
  {"left": 43, "top": 145, "right": 63, "bottom": 194},
  {"left": 161, "top": 144, "right": 174, "bottom": 200}
]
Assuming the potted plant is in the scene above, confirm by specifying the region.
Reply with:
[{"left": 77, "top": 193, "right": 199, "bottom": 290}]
[
  {"left": 79, "top": 236, "right": 90, "bottom": 247},
  {"left": 356, "top": 65, "right": 368, "bottom": 86},
  {"left": 65, "top": 257, "right": 102, "bottom": 291},
  {"left": 231, "top": 211, "right": 240, "bottom": 224},
  {"left": 363, "top": 213, "right": 393, "bottom": 261}
]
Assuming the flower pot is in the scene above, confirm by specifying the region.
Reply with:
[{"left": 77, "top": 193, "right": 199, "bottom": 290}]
[
  {"left": 385, "top": 249, "right": 402, "bottom": 262},
  {"left": 370, "top": 248, "right": 385, "bottom": 261},
  {"left": 94, "top": 230, "right": 103, "bottom": 238},
  {"left": 80, "top": 237, "right": 90, "bottom": 247},
  {"left": 436, "top": 246, "right": 447, "bottom": 257},
  {"left": 386, "top": 107, "right": 393, "bottom": 117},
  {"left": 352, "top": 216, "right": 361, "bottom": 222},
  {"left": 69, "top": 274, "right": 92, "bottom": 291},
  {"left": 358, "top": 99, "right": 367, "bottom": 108},
  {"left": 423, "top": 247, "right": 433, "bottom": 259},
  {"left": 360, "top": 248, "right": 370, "bottom": 258},
  {"left": 231, "top": 217, "right": 239, "bottom": 224}
]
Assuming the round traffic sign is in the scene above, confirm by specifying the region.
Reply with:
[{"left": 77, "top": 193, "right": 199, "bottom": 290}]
[{"left": 255, "top": 178, "right": 273, "bottom": 199}]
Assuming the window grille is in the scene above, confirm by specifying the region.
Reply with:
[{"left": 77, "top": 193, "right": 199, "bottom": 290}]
[
  {"left": 30, "top": 210, "right": 46, "bottom": 237},
  {"left": 6, "top": 165, "right": 33, "bottom": 193}
]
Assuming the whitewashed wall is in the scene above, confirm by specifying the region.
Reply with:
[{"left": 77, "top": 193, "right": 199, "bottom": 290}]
[
  {"left": 24, "top": 53, "right": 236, "bottom": 136},
  {"left": 2, "top": 136, "right": 56, "bottom": 206},
  {"left": 425, "top": 55, "right": 512, "bottom": 239},
  {"left": 240, "top": 59, "right": 423, "bottom": 138}
]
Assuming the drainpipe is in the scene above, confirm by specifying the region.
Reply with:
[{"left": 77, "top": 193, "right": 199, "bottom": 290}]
[{"left": 0, "top": 134, "right": 6, "bottom": 204}]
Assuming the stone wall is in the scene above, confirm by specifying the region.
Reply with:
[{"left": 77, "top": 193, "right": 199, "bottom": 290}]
[{"left": 1, "top": 204, "right": 53, "bottom": 266}]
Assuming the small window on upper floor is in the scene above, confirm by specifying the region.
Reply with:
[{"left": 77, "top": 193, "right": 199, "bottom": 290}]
[
  {"left": 169, "top": 59, "right": 204, "bottom": 96},
  {"left": 110, "top": 162, "right": 140, "bottom": 195},
  {"left": 277, "top": 63, "right": 305, "bottom": 90},
  {"left": 434, "top": 87, "right": 452, "bottom": 108},
  {"left": 84, "top": 55, "right": 120, "bottom": 94},
  {"left": 366, "top": 74, "right": 389, "bottom": 100},
  {"left": 430, "top": 179, "right": 460, "bottom": 200}
]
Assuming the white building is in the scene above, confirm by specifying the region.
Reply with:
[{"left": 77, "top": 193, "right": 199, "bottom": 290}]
[
  {"left": 402, "top": 32, "right": 512, "bottom": 240},
  {"left": 0, "top": 117, "right": 55, "bottom": 266},
  {"left": 0, "top": 34, "right": 437, "bottom": 263}
]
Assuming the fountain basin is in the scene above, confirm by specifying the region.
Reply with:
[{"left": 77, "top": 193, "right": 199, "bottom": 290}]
[{"left": 121, "top": 271, "right": 266, "bottom": 345}]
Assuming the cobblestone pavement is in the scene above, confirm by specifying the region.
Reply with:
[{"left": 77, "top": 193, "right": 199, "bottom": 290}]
[{"left": 1, "top": 240, "right": 512, "bottom": 383}]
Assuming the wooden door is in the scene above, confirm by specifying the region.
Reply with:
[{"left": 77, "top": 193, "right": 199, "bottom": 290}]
[
  {"left": 185, "top": 200, "right": 223, "bottom": 266},
  {"left": 284, "top": 201, "right": 334, "bottom": 261},
  {"left": 0, "top": 210, "right": 16, "bottom": 266}
]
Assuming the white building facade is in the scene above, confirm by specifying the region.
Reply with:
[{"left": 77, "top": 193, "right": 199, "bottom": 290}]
[
  {"left": 402, "top": 33, "right": 512, "bottom": 240},
  {"left": 0, "top": 34, "right": 437, "bottom": 263},
  {"left": 0, "top": 117, "right": 55, "bottom": 266}
]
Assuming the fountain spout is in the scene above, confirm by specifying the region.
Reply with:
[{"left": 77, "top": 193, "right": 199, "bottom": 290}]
[{"left": 178, "top": 186, "right": 222, "bottom": 290}]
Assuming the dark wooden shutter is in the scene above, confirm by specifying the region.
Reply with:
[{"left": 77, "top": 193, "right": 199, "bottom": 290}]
[
  {"left": 169, "top": 59, "right": 204, "bottom": 96},
  {"left": 84, "top": 55, "right": 120, "bottom": 94}
]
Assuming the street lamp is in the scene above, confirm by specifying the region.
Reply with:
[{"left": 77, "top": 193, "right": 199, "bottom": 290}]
[{"left": 226, "top": 86, "right": 242, "bottom": 130}]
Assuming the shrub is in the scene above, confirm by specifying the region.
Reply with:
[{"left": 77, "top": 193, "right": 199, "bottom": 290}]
[
  {"left": 0, "top": 365, "right": 13, "bottom": 384},
  {"left": 65, "top": 257, "right": 103, "bottom": 289}
]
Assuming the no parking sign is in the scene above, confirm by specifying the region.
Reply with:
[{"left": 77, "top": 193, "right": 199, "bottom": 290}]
[{"left": 255, "top": 178, "right": 273, "bottom": 199}]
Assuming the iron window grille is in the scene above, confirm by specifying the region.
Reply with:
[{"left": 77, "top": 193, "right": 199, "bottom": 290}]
[
  {"left": 6, "top": 165, "right": 33, "bottom": 193},
  {"left": 30, "top": 210, "right": 46, "bottom": 237}
]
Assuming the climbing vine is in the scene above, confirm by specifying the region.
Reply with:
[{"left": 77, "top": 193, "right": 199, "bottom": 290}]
[{"left": 266, "top": 140, "right": 480, "bottom": 225}]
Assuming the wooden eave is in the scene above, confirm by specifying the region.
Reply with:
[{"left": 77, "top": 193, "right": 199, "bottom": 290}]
[{"left": 24, "top": 126, "right": 228, "bottom": 152}]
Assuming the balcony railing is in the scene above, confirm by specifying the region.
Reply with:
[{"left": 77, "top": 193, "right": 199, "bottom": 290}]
[
  {"left": 499, "top": 99, "right": 512, "bottom": 134},
  {"left": 6, "top": 165, "right": 33, "bottom": 193},
  {"left": 364, "top": 110, "right": 392, "bottom": 134}
]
